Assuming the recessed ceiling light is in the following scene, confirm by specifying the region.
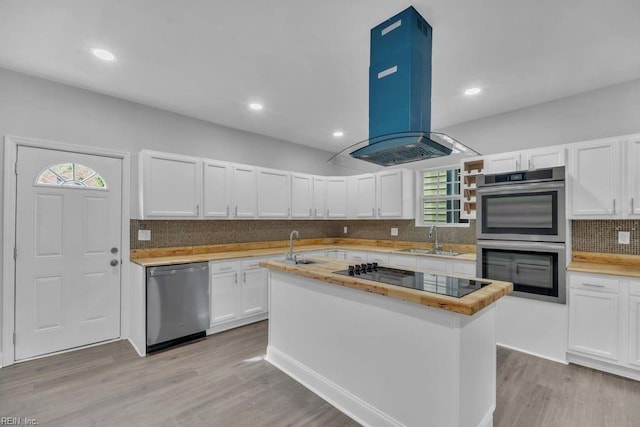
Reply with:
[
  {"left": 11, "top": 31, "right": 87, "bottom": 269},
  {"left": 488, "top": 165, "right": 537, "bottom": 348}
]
[
  {"left": 249, "top": 103, "right": 263, "bottom": 111},
  {"left": 464, "top": 87, "right": 482, "bottom": 96},
  {"left": 91, "top": 48, "right": 115, "bottom": 61},
  {"left": 333, "top": 131, "right": 344, "bottom": 137}
]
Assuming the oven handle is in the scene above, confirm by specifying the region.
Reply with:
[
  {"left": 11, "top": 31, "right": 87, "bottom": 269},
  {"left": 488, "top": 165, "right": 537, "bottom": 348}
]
[
  {"left": 476, "top": 240, "right": 566, "bottom": 252},
  {"left": 476, "top": 181, "right": 565, "bottom": 196}
]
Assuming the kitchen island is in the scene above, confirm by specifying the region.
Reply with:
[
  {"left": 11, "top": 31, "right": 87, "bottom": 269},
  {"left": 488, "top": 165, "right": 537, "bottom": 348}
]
[{"left": 259, "top": 257, "right": 512, "bottom": 427}]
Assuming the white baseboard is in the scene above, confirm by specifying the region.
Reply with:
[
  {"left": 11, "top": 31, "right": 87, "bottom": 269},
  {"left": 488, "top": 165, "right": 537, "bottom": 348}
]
[
  {"left": 127, "top": 337, "right": 146, "bottom": 357},
  {"left": 207, "top": 312, "right": 268, "bottom": 335},
  {"left": 567, "top": 353, "right": 640, "bottom": 381},
  {"left": 478, "top": 408, "right": 494, "bottom": 427},
  {"left": 266, "top": 345, "right": 403, "bottom": 427},
  {"left": 497, "top": 343, "right": 568, "bottom": 365}
]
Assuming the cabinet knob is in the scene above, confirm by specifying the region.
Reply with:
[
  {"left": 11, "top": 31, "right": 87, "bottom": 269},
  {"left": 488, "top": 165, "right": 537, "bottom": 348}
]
[
  {"left": 226, "top": 205, "right": 230, "bottom": 216},
  {"left": 309, "top": 208, "right": 312, "bottom": 217},
  {"left": 631, "top": 198, "right": 635, "bottom": 214},
  {"left": 110, "top": 259, "right": 119, "bottom": 267},
  {"left": 613, "top": 199, "right": 616, "bottom": 215},
  {"left": 196, "top": 203, "right": 200, "bottom": 216},
  {"left": 378, "top": 208, "right": 382, "bottom": 216}
]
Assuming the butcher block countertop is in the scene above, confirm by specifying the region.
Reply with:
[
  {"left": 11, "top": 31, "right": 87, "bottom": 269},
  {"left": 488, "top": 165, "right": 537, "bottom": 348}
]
[
  {"left": 568, "top": 252, "right": 640, "bottom": 278},
  {"left": 131, "top": 238, "right": 477, "bottom": 267},
  {"left": 259, "top": 257, "right": 512, "bottom": 316}
]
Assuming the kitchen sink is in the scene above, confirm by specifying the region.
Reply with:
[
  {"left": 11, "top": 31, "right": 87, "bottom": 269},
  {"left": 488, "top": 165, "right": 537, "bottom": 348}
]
[
  {"left": 397, "top": 248, "right": 460, "bottom": 256},
  {"left": 294, "top": 258, "right": 325, "bottom": 265}
]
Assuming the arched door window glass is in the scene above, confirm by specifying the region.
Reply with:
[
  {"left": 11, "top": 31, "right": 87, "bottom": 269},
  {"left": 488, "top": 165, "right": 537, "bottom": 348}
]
[{"left": 35, "top": 163, "right": 107, "bottom": 189}]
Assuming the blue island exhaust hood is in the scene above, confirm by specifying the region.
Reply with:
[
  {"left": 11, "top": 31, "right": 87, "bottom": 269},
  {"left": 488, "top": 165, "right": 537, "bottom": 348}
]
[{"left": 349, "top": 6, "right": 474, "bottom": 167}]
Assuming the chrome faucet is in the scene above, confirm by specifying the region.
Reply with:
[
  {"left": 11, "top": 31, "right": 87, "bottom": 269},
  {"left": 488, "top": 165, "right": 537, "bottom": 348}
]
[
  {"left": 285, "top": 230, "right": 299, "bottom": 264},
  {"left": 429, "top": 225, "right": 442, "bottom": 251}
]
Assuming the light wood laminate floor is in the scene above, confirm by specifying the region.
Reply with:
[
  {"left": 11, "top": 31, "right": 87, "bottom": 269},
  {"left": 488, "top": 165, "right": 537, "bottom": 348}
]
[{"left": 1, "top": 321, "right": 639, "bottom": 426}]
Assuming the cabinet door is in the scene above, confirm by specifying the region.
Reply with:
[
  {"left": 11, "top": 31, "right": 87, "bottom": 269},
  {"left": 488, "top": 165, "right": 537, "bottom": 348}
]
[
  {"left": 203, "top": 160, "right": 231, "bottom": 218},
  {"left": 142, "top": 151, "right": 201, "bottom": 218},
  {"left": 354, "top": 174, "right": 376, "bottom": 218},
  {"left": 627, "top": 138, "right": 640, "bottom": 216},
  {"left": 451, "top": 261, "right": 476, "bottom": 276},
  {"left": 326, "top": 177, "right": 348, "bottom": 218},
  {"left": 291, "top": 174, "right": 313, "bottom": 218},
  {"left": 313, "top": 176, "right": 326, "bottom": 218},
  {"left": 570, "top": 140, "right": 622, "bottom": 217},
  {"left": 346, "top": 251, "right": 368, "bottom": 263},
  {"left": 569, "top": 288, "right": 619, "bottom": 361},
  {"left": 210, "top": 271, "right": 239, "bottom": 325},
  {"left": 629, "top": 295, "right": 640, "bottom": 368},
  {"left": 240, "top": 268, "right": 268, "bottom": 316},
  {"left": 257, "top": 169, "right": 290, "bottom": 218},
  {"left": 484, "top": 153, "right": 521, "bottom": 174},
  {"left": 524, "top": 147, "right": 565, "bottom": 170},
  {"left": 232, "top": 166, "right": 257, "bottom": 218},
  {"left": 377, "top": 170, "right": 403, "bottom": 217}
]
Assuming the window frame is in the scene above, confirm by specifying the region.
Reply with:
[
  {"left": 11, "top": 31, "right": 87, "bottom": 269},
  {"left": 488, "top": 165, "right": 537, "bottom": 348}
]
[{"left": 415, "top": 164, "right": 469, "bottom": 228}]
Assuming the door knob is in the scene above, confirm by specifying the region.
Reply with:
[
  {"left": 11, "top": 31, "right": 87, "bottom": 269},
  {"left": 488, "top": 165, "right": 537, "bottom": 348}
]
[
  {"left": 110, "top": 259, "right": 119, "bottom": 267},
  {"left": 111, "top": 247, "right": 118, "bottom": 254}
]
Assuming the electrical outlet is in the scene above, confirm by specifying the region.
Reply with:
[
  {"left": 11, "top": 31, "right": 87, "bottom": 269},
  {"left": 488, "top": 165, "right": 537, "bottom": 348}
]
[
  {"left": 618, "top": 231, "right": 630, "bottom": 244},
  {"left": 343, "top": 226, "right": 348, "bottom": 234},
  {"left": 138, "top": 229, "right": 151, "bottom": 241},
  {"left": 391, "top": 227, "right": 398, "bottom": 236}
]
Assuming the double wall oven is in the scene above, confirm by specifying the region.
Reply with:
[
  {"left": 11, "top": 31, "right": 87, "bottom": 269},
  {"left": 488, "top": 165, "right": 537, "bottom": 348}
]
[{"left": 476, "top": 166, "right": 567, "bottom": 303}]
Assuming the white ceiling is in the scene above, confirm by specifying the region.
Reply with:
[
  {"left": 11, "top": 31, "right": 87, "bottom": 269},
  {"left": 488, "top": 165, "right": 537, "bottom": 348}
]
[{"left": 1, "top": 0, "right": 640, "bottom": 154}]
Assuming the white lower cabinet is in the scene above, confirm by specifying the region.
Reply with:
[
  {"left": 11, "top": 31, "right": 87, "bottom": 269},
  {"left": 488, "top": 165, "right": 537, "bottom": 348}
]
[
  {"left": 209, "top": 258, "right": 268, "bottom": 333},
  {"left": 367, "top": 253, "right": 389, "bottom": 265},
  {"left": 240, "top": 259, "right": 268, "bottom": 316},
  {"left": 568, "top": 274, "right": 620, "bottom": 361},
  {"left": 568, "top": 272, "right": 640, "bottom": 378},
  {"left": 629, "top": 282, "right": 640, "bottom": 367},
  {"left": 388, "top": 254, "right": 417, "bottom": 269}
]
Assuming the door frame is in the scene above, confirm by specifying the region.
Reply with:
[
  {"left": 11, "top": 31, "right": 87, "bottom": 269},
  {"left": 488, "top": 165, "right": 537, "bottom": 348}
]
[{"left": 2, "top": 135, "right": 131, "bottom": 367}]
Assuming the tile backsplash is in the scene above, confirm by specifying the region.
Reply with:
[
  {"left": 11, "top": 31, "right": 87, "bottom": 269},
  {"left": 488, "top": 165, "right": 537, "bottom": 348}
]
[
  {"left": 130, "top": 219, "right": 477, "bottom": 249},
  {"left": 572, "top": 220, "right": 640, "bottom": 255}
]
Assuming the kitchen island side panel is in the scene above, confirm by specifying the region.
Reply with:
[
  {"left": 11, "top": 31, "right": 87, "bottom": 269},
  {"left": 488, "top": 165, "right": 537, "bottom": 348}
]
[{"left": 266, "top": 271, "right": 496, "bottom": 427}]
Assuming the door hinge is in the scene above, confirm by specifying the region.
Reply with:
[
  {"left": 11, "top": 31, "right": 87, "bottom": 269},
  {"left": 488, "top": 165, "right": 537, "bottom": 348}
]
[
  {"left": 13, "top": 247, "right": 17, "bottom": 260},
  {"left": 13, "top": 332, "right": 16, "bottom": 345}
]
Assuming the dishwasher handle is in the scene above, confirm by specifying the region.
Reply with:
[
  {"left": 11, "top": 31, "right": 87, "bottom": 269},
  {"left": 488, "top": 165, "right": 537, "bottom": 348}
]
[{"left": 148, "top": 264, "right": 208, "bottom": 277}]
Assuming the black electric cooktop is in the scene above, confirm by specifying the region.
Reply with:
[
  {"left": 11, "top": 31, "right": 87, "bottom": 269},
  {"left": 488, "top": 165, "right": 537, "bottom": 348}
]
[{"left": 333, "top": 264, "right": 491, "bottom": 298}]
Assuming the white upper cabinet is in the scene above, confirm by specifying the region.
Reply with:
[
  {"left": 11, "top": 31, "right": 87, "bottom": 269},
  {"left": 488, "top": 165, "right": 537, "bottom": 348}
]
[
  {"left": 232, "top": 165, "right": 258, "bottom": 218},
  {"left": 377, "top": 169, "right": 414, "bottom": 218},
  {"left": 484, "top": 153, "right": 522, "bottom": 174},
  {"left": 140, "top": 150, "right": 201, "bottom": 218},
  {"left": 525, "top": 147, "right": 566, "bottom": 170},
  {"left": 352, "top": 174, "right": 376, "bottom": 218},
  {"left": 312, "top": 176, "right": 327, "bottom": 218},
  {"left": 257, "top": 168, "right": 290, "bottom": 218},
  {"left": 291, "top": 173, "right": 314, "bottom": 218},
  {"left": 326, "top": 177, "right": 348, "bottom": 218},
  {"left": 483, "top": 146, "right": 565, "bottom": 175},
  {"left": 569, "top": 138, "right": 622, "bottom": 217},
  {"left": 203, "top": 160, "right": 232, "bottom": 218},
  {"left": 626, "top": 137, "right": 640, "bottom": 217}
]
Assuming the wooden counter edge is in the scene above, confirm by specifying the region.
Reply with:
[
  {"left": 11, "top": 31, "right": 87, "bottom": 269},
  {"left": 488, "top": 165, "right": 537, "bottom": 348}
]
[{"left": 259, "top": 259, "right": 512, "bottom": 316}]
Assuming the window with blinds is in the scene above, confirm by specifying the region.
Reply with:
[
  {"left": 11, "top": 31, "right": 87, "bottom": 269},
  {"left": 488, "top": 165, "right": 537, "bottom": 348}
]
[{"left": 422, "top": 168, "right": 466, "bottom": 225}]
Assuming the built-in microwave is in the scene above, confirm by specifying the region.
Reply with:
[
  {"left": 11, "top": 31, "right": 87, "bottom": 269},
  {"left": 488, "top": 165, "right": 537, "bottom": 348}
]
[
  {"left": 476, "top": 166, "right": 565, "bottom": 242},
  {"left": 477, "top": 240, "right": 566, "bottom": 304}
]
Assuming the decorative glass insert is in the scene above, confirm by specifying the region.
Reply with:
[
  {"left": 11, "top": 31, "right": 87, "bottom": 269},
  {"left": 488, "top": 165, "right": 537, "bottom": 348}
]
[{"left": 36, "top": 163, "right": 107, "bottom": 189}]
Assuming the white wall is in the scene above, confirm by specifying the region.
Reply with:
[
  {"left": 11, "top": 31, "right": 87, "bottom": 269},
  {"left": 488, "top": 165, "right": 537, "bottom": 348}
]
[{"left": 438, "top": 78, "right": 640, "bottom": 156}]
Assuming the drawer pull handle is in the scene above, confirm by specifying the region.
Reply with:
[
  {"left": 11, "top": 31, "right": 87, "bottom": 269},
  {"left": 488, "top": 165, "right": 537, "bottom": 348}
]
[
  {"left": 220, "top": 266, "right": 233, "bottom": 271},
  {"left": 583, "top": 283, "right": 605, "bottom": 288}
]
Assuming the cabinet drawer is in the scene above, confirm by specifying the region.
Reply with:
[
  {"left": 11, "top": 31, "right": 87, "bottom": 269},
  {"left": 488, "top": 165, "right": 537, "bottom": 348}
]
[
  {"left": 367, "top": 253, "right": 390, "bottom": 265},
  {"left": 569, "top": 273, "right": 619, "bottom": 294},
  {"left": 389, "top": 255, "right": 417, "bottom": 268},
  {"left": 241, "top": 258, "right": 263, "bottom": 270},
  {"left": 210, "top": 260, "right": 240, "bottom": 274},
  {"left": 417, "top": 257, "right": 447, "bottom": 273}
]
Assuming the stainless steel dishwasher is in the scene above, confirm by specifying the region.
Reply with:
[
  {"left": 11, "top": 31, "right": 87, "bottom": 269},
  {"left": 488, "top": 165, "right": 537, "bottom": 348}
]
[{"left": 146, "top": 262, "right": 209, "bottom": 352}]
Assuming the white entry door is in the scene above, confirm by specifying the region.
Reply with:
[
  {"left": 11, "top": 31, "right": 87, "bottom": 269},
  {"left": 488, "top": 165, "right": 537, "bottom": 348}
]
[{"left": 14, "top": 146, "right": 122, "bottom": 360}]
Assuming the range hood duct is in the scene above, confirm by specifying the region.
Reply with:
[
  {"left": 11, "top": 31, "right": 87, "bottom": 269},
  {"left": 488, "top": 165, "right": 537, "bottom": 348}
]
[{"left": 348, "top": 6, "right": 476, "bottom": 167}]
